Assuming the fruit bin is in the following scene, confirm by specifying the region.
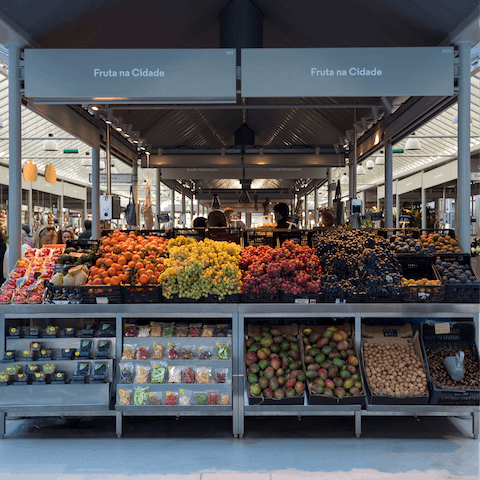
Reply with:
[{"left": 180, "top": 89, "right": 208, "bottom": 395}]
[
  {"left": 245, "top": 324, "right": 305, "bottom": 405},
  {"left": 421, "top": 322, "right": 480, "bottom": 405},
  {"left": 121, "top": 285, "right": 161, "bottom": 304},
  {"left": 402, "top": 265, "right": 445, "bottom": 303},
  {"left": 241, "top": 293, "right": 280, "bottom": 303},
  {"left": 361, "top": 324, "right": 429, "bottom": 405},
  {"left": 245, "top": 229, "right": 276, "bottom": 248},
  {"left": 80, "top": 285, "right": 122, "bottom": 304},
  {"left": 300, "top": 324, "right": 365, "bottom": 406},
  {"left": 275, "top": 230, "right": 313, "bottom": 248}
]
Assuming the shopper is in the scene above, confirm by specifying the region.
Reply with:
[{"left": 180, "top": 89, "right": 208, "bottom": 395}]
[
  {"left": 193, "top": 217, "right": 207, "bottom": 228},
  {"left": 22, "top": 223, "right": 32, "bottom": 242},
  {"left": 79, "top": 220, "right": 92, "bottom": 239},
  {"left": 3, "top": 228, "right": 34, "bottom": 280},
  {"left": 58, "top": 227, "right": 75, "bottom": 244},
  {"left": 0, "top": 230, "right": 6, "bottom": 286},
  {"left": 32, "top": 225, "right": 58, "bottom": 249},
  {"left": 273, "top": 203, "right": 291, "bottom": 229},
  {"left": 207, "top": 210, "right": 227, "bottom": 228}
]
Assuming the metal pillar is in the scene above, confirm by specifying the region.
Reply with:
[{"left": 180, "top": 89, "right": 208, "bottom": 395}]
[
  {"left": 83, "top": 198, "right": 87, "bottom": 227},
  {"left": 27, "top": 184, "right": 33, "bottom": 234},
  {"left": 132, "top": 160, "right": 138, "bottom": 229},
  {"left": 155, "top": 169, "right": 161, "bottom": 229},
  {"left": 327, "top": 169, "right": 334, "bottom": 206},
  {"left": 314, "top": 184, "right": 318, "bottom": 225},
  {"left": 385, "top": 140, "right": 394, "bottom": 229},
  {"left": 395, "top": 181, "right": 400, "bottom": 229},
  {"left": 58, "top": 191, "right": 64, "bottom": 228},
  {"left": 171, "top": 188, "right": 175, "bottom": 228},
  {"left": 421, "top": 171, "right": 427, "bottom": 231},
  {"left": 91, "top": 148, "right": 101, "bottom": 239},
  {"left": 181, "top": 191, "right": 186, "bottom": 226},
  {"left": 349, "top": 131, "right": 358, "bottom": 200},
  {"left": 7, "top": 42, "right": 23, "bottom": 273},
  {"left": 376, "top": 186, "right": 381, "bottom": 213},
  {"left": 197, "top": 198, "right": 200, "bottom": 218},
  {"left": 456, "top": 41, "right": 472, "bottom": 253},
  {"left": 105, "top": 123, "right": 112, "bottom": 196},
  {"left": 304, "top": 194, "right": 308, "bottom": 228}
]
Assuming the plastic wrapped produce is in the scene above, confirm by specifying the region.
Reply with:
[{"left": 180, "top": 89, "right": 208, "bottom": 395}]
[
  {"left": 136, "top": 346, "right": 150, "bottom": 360},
  {"left": 217, "top": 343, "right": 231, "bottom": 360},
  {"left": 34, "top": 371, "right": 46, "bottom": 382},
  {"left": 42, "top": 364, "right": 55, "bottom": 375},
  {"left": 215, "top": 324, "right": 229, "bottom": 337},
  {"left": 214, "top": 368, "right": 228, "bottom": 384},
  {"left": 181, "top": 345, "right": 195, "bottom": 360},
  {"left": 6, "top": 364, "right": 21, "bottom": 376},
  {"left": 0, "top": 372, "right": 10, "bottom": 384},
  {"left": 201, "top": 325, "right": 215, "bottom": 337},
  {"left": 183, "top": 367, "right": 195, "bottom": 384},
  {"left": 198, "top": 346, "right": 213, "bottom": 360},
  {"left": 74, "top": 362, "right": 90, "bottom": 378},
  {"left": 194, "top": 392, "right": 207, "bottom": 405},
  {"left": 38, "top": 348, "right": 54, "bottom": 360},
  {"left": 162, "top": 324, "right": 175, "bottom": 337},
  {"left": 29, "top": 342, "right": 44, "bottom": 352},
  {"left": 123, "top": 323, "right": 136, "bottom": 337},
  {"left": 137, "top": 326, "right": 151, "bottom": 338},
  {"left": 44, "top": 325, "right": 59, "bottom": 336},
  {"left": 26, "top": 364, "right": 39, "bottom": 375},
  {"left": 95, "top": 340, "right": 111, "bottom": 358},
  {"left": 150, "top": 363, "right": 167, "bottom": 384},
  {"left": 179, "top": 389, "right": 192, "bottom": 406},
  {"left": 152, "top": 343, "right": 164, "bottom": 360},
  {"left": 119, "top": 363, "right": 134, "bottom": 384},
  {"left": 168, "top": 342, "right": 180, "bottom": 360},
  {"left": 121, "top": 344, "right": 136, "bottom": 360},
  {"left": 21, "top": 349, "right": 35, "bottom": 359},
  {"left": 168, "top": 365, "right": 182, "bottom": 383},
  {"left": 207, "top": 391, "right": 219, "bottom": 405},
  {"left": 78, "top": 340, "right": 94, "bottom": 357},
  {"left": 220, "top": 394, "right": 231, "bottom": 406},
  {"left": 134, "top": 365, "right": 150, "bottom": 384},
  {"left": 119, "top": 389, "right": 131, "bottom": 405},
  {"left": 188, "top": 324, "right": 201, "bottom": 337},
  {"left": 149, "top": 323, "right": 162, "bottom": 337},
  {"left": 134, "top": 386, "right": 149, "bottom": 405},
  {"left": 175, "top": 324, "right": 189, "bottom": 337},
  {"left": 165, "top": 391, "right": 178, "bottom": 405},
  {"left": 195, "top": 366, "right": 211, "bottom": 384},
  {"left": 149, "top": 392, "right": 162, "bottom": 405}
]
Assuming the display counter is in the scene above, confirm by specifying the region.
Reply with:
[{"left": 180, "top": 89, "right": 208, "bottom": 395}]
[{"left": 0, "top": 303, "right": 477, "bottom": 439}]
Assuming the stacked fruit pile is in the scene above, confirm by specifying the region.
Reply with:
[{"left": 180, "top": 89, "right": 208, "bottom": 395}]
[
  {"left": 312, "top": 231, "right": 402, "bottom": 300},
  {"left": 387, "top": 232, "right": 461, "bottom": 254},
  {"left": 0, "top": 247, "right": 63, "bottom": 304},
  {"left": 160, "top": 236, "right": 242, "bottom": 300},
  {"left": 434, "top": 259, "right": 479, "bottom": 285},
  {"left": 245, "top": 326, "right": 306, "bottom": 400},
  {"left": 87, "top": 230, "right": 167, "bottom": 286},
  {"left": 239, "top": 240, "right": 322, "bottom": 295},
  {"left": 51, "top": 265, "right": 89, "bottom": 287},
  {"left": 302, "top": 326, "right": 363, "bottom": 399}
]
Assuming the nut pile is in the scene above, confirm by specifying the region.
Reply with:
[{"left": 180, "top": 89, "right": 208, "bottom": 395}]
[
  {"left": 425, "top": 348, "right": 480, "bottom": 389},
  {"left": 363, "top": 342, "right": 427, "bottom": 396}
]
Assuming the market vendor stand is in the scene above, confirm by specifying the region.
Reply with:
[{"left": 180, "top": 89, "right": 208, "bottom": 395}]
[{"left": 0, "top": 302, "right": 477, "bottom": 439}]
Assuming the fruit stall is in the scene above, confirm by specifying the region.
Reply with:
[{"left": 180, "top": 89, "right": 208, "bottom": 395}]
[{"left": 0, "top": 229, "right": 478, "bottom": 439}]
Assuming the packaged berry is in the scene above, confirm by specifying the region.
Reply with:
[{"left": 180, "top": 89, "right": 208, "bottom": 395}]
[
  {"left": 214, "top": 368, "right": 228, "bottom": 383},
  {"left": 183, "top": 367, "right": 195, "bottom": 384},
  {"left": 29, "top": 342, "right": 44, "bottom": 352},
  {"left": 42, "top": 364, "right": 55, "bottom": 375},
  {"left": 136, "top": 346, "right": 150, "bottom": 360},
  {"left": 123, "top": 323, "right": 136, "bottom": 337},
  {"left": 44, "top": 325, "right": 59, "bottom": 337},
  {"left": 74, "top": 362, "right": 91, "bottom": 378},
  {"left": 167, "top": 342, "right": 180, "bottom": 360},
  {"left": 26, "top": 364, "right": 39, "bottom": 376},
  {"left": 78, "top": 340, "right": 94, "bottom": 357},
  {"left": 95, "top": 340, "right": 111, "bottom": 358},
  {"left": 165, "top": 391, "right": 178, "bottom": 406},
  {"left": 34, "top": 372, "right": 46, "bottom": 382},
  {"left": 98, "top": 322, "right": 115, "bottom": 337},
  {"left": 207, "top": 391, "right": 219, "bottom": 405}
]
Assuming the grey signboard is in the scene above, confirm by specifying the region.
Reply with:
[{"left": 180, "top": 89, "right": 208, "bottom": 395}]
[
  {"left": 24, "top": 49, "right": 237, "bottom": 103},
  {"left": 241, "top": 47, "right": 454, "bottom": 97}
]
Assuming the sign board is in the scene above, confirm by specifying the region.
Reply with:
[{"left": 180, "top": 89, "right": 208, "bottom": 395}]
[
  {"left": 161, "top": 168, "right": 243, "bottom": 180},
  {"left": 366, "top": 212, "right": 383, "bottom": 222},
  {"left": 399, "top": 214, "right": 412, "bottom": 223},
  {"left": 472, "top": 172, "right": 480, "bottom": 181},
  {"left": 244, "top": 167, "right": 325, "bottom": 179},
  {"left": 158, "top": 213, "right": 170, "bottom": 223},
  {"left": 89, "top": 173, "right": 132, "bottom": 183},
  {"left": 24, "top": 49, "right": 237, "bottom": 103},
  {"left": 241, "top": 47, "right": 454, "bottom": 97}
]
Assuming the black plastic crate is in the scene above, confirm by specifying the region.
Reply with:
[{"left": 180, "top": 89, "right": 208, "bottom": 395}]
[
  {"left": 281, "top": 293, "right": 321, "bottom": 304},
  {"left": 403, "top": 285, "right": 445, "bottom": 303},
  {"left": 80, "top": 285, "right": 121, "bottom": 304},
  {"left": 121, "top": 285, "right": 161, "bottom": 303},
  {"left": 66, "top": 238, "right": 101, "bottom": 252},
  {"left": 397, "top": 255, "right": 434, "bottom": 277},
  {"left": 162, "top": 295, "right": 200, "bottom": 303},
  {"left": 444, "top": 283, "right": 480, "bottom": 304},
  {"left": 361, "top": 290, "right": 402, "bottom": 303},
  {"left": 421, "top": 322, "right": 480, "bottom": 405},
  {"left": 245, "top": 229, "right": 276, "bottom": 248},
  {"left": 203, "top": 294, "right": 240, "bottom": 303},
  {"left": 206, "top": 227, "right": 244, "bottom": 245},
  {"left": 240, "top": 293, "right": 280, "bottom": 303},
  {"left": 275, "top": 229, "right": 312, "bottom": 248}
]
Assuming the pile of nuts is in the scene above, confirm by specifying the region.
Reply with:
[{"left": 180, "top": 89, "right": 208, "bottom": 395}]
[
  {"left": 425, "top": 348, "right": 480, "bottom": 389},
  {"left": 363, "top": 341, "right": 427, "bottom": 396}
]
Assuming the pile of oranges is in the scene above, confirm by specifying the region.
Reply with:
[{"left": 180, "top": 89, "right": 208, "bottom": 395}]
[{"left": 86, "top": 230, "right": 167, "bottom": 286}]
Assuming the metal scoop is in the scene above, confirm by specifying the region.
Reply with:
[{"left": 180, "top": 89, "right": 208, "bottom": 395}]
[{"left": 442, "top": 351, "right": 465, "bottom": 382}]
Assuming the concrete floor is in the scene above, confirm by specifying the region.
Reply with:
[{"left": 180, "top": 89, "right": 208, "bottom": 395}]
[{"left": 0, "top": 415, "right": 478, "bottom": 480}]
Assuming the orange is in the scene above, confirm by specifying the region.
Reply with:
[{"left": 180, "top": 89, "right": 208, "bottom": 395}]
[
  {"left": 127, "top": 260, "right": 136, "bottom": 268},
  {"left": 138, "top": 268, "right": 147, "bottom": 276},
  {"left": 156, "top": 264, "right": 164, "bottom": 273},
  {"left": 112, "top": 263, "right": 121, "bottom": 272},
  {"left": 103, "top": 277, "right": 112, "bottom": 285},
  {"left": 139, "top": 274, "right": 149, "bottom": 284},
  {"left": 110, "top": 276, "right": 121, "bottom": 286},
  {"left": 107, "top": 266, "right": 116, "bottom": 277},
  {"left": 135, "top": 261, "right": 144, "bottom": 270},
  {"left": 93, "top": 278, "right": 103, "bottom": 286},
  {"left": 111, "top": 254, "right": 118, "bottom": 263},
  {"left": 96, "top": 258, "right": 103, "bottom": 267},
  {"left": 120, "top": 273, "right": 128, "bottom": 283},
  {"left": 103, "top": 258, "right": 113, "bottom": 268},
  {"left": 118, "top": 256, "right": 127, "bottom": 266},
  {"left": 90, "top": 266, "right": 99, "bottom": 277},
  {"left": 124, "top": 252, "right": 132, "bottom": 261}
]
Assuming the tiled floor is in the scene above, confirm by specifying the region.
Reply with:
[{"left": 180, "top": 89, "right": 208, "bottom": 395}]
[{"left": 0, "top": 415, "right": 478, "bottom": 479}]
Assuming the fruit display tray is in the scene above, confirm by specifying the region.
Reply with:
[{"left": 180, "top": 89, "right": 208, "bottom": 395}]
[
  {"left": 80, "top": 285, "right": 121, "bottom": 304},
  {"left": 301, "top": 324, "right": 366, "bottom": 406},
  {"left": 281, "top": 294, "right": 321, "bottom": 304},
  {"left": 203, "top": 294, "right": 240, "bottom": 303},
  {"left": 361, "top": 324, "right": 429, "bottom": 405},
  {"left": 421, "top": 322, "right": 480, "bottom": 406},
  {"left": 121, "top": 285, "right": 161, "bottom": 304},
  {"left": 433, "top": 260, "right": 480, "bottom": 304},
  {"left": 241, "top": 293, "right": 280, "bottom": 303}
]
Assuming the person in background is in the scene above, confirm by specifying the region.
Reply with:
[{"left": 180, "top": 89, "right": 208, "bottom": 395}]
[
  {"left": 273, "top": 203, "right": 291, "bottom": 229},
  {"left": 32, "top": 225, "right": 58, "bottom": 249},
  {"left": 22, "top": 223, "right": 32, "bottom": 242},
  {"left": 0, "top": 230, "right": 6, "bottom": 286},
  {"left": 193, "top": 217, "right": 207, "bottom": 228},
  {"left": 58, "top": 227, "right": 75, "bottom": 244},
  {"left": 3, "top": 227, "right": 35, "bottom": 280},
  {"left": 79, "top": 220, "right": 92, "bottom": 240},
  {"left": 231, "top": 211, "right": 246, "bottom": 230},
  {"left": 207, "top": 210, "right": 227, "bottom": 228},
  {"left": 22, "top": 227, "right": 34, "bottom": 249},
  {"left": 223, "top": 208, "right": 234, "bottom": 226}
]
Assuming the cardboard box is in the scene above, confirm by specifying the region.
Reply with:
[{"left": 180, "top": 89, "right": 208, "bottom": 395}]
[
  {"left": 245, "top": 324, "right": 305, "bottom": 405},
  {"left": 361, "top": 324, "right": 429, "bottom": 405},
  {"left": 300, "top": 324, "right": 365, "bottom": 406}
]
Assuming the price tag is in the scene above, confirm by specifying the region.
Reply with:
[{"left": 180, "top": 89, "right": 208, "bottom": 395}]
[
  {"left": 150, "top": 322, "right": 155, "bottom": 327},
  {"left": 166, "top": 391, "right": 171, "bottom": 396},
  {"left": 23, "top": 350, "right": 29, "bottom": 355},
  {"left": 154, "top": 343, "right": 158, "bottom": 348},
  {"left": 33, "top": 343, "right": 38, "bottom": 348},
  {"left": 75, "top": 351, "right": 80, "bottom": 356},
  {"left": 294, "top": 298, "right": 309, "bottom": 304},
  {"left": 149, "top": 392, "right": 153, "bottom": 397},
  {"left": 11, "top": 328, "right": 16, "bottom": 333},
  {"left": 96, "top": 297, "right": 109, "bottom": 304},
  {"left": 198, "top": 348, "right": 203, "bottom": 353},
  {"left": 119, "top": 389, "right": 124, "bottom": 395},
  {"left": 6, "top": 352, "right": 12, "bottom": 356},
  {"left": 168, "top": 342, "right": 172, "bottom": 346},
  {"left": 66, "top": 328, "right": 73, "bottom": 332},
  {"left": 41, "top": 350, "right": 46, "bottom": 355},
  {"left": 56, "top": 373, "right": 62, "bottom": 378},
  {"left": 169, "top": 366, "right": 173, "bottom": 370},
  {"left": 121, "top": 366, "right": 125, "bottom": 370},
  {"left": 180, "top": 389, "right": 185, "bottom": 394},
  {"left": 435, "top": 323, "right": 451, "bottom": 335},
  {"left": 65, "top": 348, "right": 70, "bottom": 352}
]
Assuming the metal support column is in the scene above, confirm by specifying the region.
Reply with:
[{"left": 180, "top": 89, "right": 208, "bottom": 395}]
[
  {"left": 327, "top": 169, "right": 334, "bottom": 206},
  {"left": 155, "top": 169, "right": 161, "bottom": 229},
  {"left": 456, "top": 40, "right": 472, "bottom": 253},
  {"left": 171, "top": 188, "right": 175, "bottom": 228},
  {"left": 376, "top": 187, "right": 381, "bottom": 213},
  {"left": 395, "top": 181, "right": 400, "bottom": 229},
  {"left": 304, "top": 193, "right": 308, "bottom": 228},
  {"left": 385, "top": 140, "right": 394, "bottom": 229},
  {"left": 421, "top": 171, "right": 427, "bottom": 230},
  {"left": 132, "top": 160, "right": 138, "bottom": 229},
  {"left": 7, "top": 42, "right": 23, "bottom": 274},
  {"left": 58, "top": 190, "right": 64, "bottom": 228},
  {"left": 314, "top": 183, "right": 318, "bottom": 225},
  {"left": 349, "top": 131, "right": 358, "bottom": 199},
  {"left": 91, "top": 148, "right": 101, "bottom": 239},
  {"left": 181, "top": 192, "right": 186, "bottom": 226},
  {"left": 27, "top": 184, "right": 33, "bottom": 234},
  {"left": 106, "top": 124, "right": 112, "bottom": 196}
]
